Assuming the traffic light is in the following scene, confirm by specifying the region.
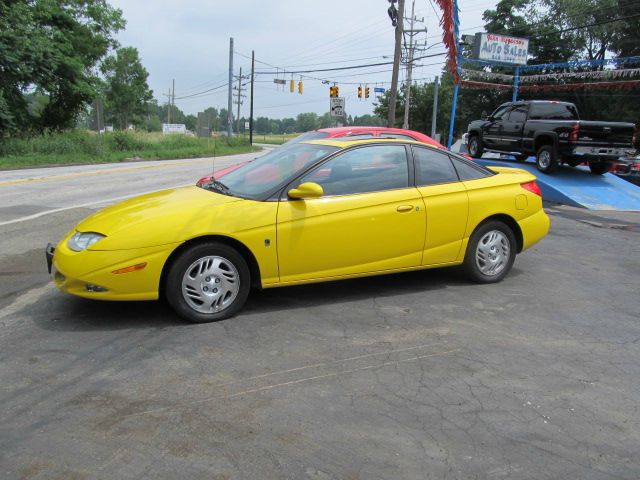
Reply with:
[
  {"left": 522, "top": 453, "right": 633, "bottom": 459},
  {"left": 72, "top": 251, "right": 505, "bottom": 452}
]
[
  {"left": 335, "top": 86, "right": 339, "bottom": 97},
  {"left": 329, "top": 86, "right": 339, "bottom": 98},
  {"left": 290, "top": 79, "right": 294, "bottom": 93},
  {"left": 358, "top": 86, "right": 362, "bottom": 98},
  {"left": 365, "top": 86, "right": 370, "bottom": 99},
  {"left": 298, "top": 81, "right": 303, "bottom": 94},
  {"left": 329, "top": 86, "right": 334, "bottom": 97}
]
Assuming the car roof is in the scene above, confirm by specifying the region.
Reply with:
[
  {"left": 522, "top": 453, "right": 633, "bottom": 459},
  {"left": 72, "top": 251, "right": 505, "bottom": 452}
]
[{"left": 301, "top": 137, "right": 439, "bottom": 149}]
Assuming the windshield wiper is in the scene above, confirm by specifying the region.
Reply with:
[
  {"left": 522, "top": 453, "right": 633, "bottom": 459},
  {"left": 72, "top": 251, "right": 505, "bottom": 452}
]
[{"left": 209, "top": 179, "right": 231, "bottom": 195}]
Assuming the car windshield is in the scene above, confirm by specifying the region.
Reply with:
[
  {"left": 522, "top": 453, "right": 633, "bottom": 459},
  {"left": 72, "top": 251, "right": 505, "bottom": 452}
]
[{"left": 211, "top": 143, "right": 339, "bottom": 199}]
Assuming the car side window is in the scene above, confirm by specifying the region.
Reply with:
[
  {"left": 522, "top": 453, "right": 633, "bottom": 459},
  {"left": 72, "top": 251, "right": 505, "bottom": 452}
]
[
  {"left": 413, "top": 146, "right": 458, "bottom": 186},
  {"left": 508, "top": 106, "right": 528, "bottom": 123},
  {"left": 298, "top": 145, "right": 409, "bottom": 196},
  {"left": 491, "top": 105, "right": 511, "bottom": 120},
  {"left": 450, "top": 156, "right": 492, "bottom": 181}
]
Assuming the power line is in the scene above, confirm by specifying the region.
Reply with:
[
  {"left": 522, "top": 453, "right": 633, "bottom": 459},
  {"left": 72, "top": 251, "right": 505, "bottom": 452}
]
[
  {"left": 173, "top": 82, "right": 229, "bottom": 100},
  {"left": 255, "top": 51, "right": 447, "bottom": 75}
]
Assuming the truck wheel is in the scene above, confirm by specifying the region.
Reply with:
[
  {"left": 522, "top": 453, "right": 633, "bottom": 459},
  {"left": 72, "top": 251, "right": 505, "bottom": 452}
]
[
  {"left": 463, "top": 221, "right": 516, "bottom": 284},
  {"left": 468, "top": 135, "right": 484, "bottom": 158},
  {"left": 589, "top": 162, "right": 609, "bottom": 175},
  {"left": 535, "top": 145, "right": 558, "bottom": 174},
  {"left": 165, "top": 242, "right": 251, "bottom": 323}
]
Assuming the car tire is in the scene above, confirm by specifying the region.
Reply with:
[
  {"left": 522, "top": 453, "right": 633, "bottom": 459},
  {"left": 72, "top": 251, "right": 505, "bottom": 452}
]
[
  {"left": 535, "top": 145, "right": 558, "bottom": 174},
  {"left": 463, "top": 221, "right": 517, "bottom": 284},
  {"left": 165, "top": 242, "right": 251, "bottom": 323},
  {"left": 468, "top": 135, "right": 484, "bottom": 158},
  {"left": 589, "top": 162, "right": 609, "bottom": 175}
]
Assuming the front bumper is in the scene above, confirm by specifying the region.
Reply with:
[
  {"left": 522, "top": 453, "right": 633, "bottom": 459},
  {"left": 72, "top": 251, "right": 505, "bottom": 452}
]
[{"left": 47, "top": 240, "right": 179, "bottom": 301}]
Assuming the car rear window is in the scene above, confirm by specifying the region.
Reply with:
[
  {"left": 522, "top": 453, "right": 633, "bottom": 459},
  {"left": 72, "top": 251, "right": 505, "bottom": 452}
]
[
  {"left": 379, "top": 133, "right": 416, "bottom": 141},
  {"left": 285, "top": 131, "right": 330, "bottom": 144},
  {"left": 529, "top": 103, "right": 579, "bottom": 120}
]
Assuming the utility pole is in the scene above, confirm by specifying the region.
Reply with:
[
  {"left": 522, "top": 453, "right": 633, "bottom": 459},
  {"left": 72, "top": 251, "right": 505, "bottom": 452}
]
[
  {"left": 402, "top": 0, "right": 424, "bottom": 130},
  {"left": 172, "top": 78, "right": 175, "bottom": 114},
  {"left": 250, "top": 50, "right": 255, "bottom": 145},
  {"left": 234, "top": 67, "right": 245, "bottom": 135},
  {"left": 431, "top": 76, "right": 439, "bottom": 139},
  {"left": 167, "top": 87, "right": 171, "bottom": 124},
  {"left": 227, "top": 37, "right": 234, "bottom": 137},
  {"left": 388, "top": 0, "right": 404, "bottom": 128}
]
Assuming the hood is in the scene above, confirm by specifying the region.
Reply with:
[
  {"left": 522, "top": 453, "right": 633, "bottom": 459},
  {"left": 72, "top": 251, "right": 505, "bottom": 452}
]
[{"left": 77, "top": 186, "right": 242, "bottom": 250}]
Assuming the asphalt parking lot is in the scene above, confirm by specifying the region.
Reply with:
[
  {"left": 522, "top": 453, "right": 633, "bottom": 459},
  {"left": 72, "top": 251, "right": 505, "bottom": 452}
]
[{"left": 1, "top": 156, "right": 640, "bottom": 479}]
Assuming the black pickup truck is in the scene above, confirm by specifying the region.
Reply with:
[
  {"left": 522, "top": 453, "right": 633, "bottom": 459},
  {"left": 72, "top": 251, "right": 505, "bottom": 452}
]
[{"left": 466, "top": 100, "right": 636, "bottom": 174}]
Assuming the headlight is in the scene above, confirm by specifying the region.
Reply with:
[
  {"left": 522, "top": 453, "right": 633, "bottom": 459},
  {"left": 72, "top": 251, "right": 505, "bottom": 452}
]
[{"left": 68, "top": 232, "right": 106, "bottom": 251}]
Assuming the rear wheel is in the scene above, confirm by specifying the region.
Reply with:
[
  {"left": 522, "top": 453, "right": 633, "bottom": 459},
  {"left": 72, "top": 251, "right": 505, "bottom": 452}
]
[
  {"left": 165, "top": 242, "right": 250, "bottom": 323},
  {"left": 589, "top": 162, "right": 609, "bottom": 175},
  {"left": 468, "top": 135, "right": 484, "bottom": 158},
  {"left": 463, "top": 221, "right": 516, "bottom": 284},
  {"left": 535, "top": 145, "right": 558, "bottom": 174}
]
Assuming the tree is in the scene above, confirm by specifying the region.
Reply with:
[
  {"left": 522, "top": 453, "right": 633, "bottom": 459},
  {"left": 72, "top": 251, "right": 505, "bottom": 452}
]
[
  {"left": 295, "top": 112, "right": 319, "bottom": 132},
  {"left": 100, "top": 47, "right": 153, "bottom": 130},
  {"left": 0, "top": 0, "right": 125, "bottom": 135}
]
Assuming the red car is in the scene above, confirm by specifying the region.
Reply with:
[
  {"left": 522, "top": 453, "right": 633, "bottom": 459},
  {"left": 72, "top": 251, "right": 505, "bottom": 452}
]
[{"left": 196, "top": 127, "right": 444, "bottom": 186}]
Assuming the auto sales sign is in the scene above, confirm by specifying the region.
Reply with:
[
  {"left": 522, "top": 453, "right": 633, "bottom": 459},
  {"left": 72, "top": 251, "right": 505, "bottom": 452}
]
[{"left": 473, "top": 33, "right": 529, "bottom": 65}]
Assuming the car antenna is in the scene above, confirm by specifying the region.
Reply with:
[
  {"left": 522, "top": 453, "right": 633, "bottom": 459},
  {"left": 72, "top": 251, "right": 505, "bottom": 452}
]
[{"left": 212, "top": 131, "right": 217, "bottom": 177}]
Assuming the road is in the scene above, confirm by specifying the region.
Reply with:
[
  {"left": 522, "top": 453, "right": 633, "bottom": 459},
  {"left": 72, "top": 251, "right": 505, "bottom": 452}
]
[{"left": 1, "top": 152, "right": 640, "bottom": 479}]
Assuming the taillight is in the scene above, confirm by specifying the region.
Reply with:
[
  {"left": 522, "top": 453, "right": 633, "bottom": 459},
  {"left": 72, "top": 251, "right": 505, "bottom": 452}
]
[
  {"left": 521, "top": 180, "right": 542, "bottom": 197},
  {"left": 568, "top": 123, "right": 580, "bottom": 142}
]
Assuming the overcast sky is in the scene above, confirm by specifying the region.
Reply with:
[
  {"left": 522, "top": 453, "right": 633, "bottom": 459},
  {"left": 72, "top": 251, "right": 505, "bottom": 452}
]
[{"left": 108, "top": 0, "right": 496, "bottom": 120}]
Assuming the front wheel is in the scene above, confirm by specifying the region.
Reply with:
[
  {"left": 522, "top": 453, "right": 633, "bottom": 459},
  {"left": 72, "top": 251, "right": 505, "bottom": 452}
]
[
  {"left": 165, "top": 242, "right": 251, "bottom": 323},
  {"left": 463, "top": 221, "right": 516, "bottom": 283},
  {"left": 468, "top": 135, "right": 484, "bottom": 158},
  {"left": 589, "top": 162, "right": 609, "bottom": 175}
]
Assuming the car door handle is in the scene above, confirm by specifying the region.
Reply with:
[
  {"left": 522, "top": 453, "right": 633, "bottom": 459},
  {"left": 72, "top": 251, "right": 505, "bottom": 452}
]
[{"left": 397, "top": 205, "right": 414, "bottom": 213}]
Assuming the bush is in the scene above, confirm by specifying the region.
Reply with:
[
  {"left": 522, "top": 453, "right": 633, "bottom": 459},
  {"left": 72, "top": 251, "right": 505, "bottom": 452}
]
[{"left": 104, "top": 131, "right": 147, "bottom": 152}]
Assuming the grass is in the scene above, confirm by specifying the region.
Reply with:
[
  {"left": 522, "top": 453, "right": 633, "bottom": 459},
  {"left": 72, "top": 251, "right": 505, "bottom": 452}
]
[
  {"left": 251, "top": 133, "right": 300, "bottom": 145},
  {"left": 0, "top": 130, "right": 259, "bottom": 169}
]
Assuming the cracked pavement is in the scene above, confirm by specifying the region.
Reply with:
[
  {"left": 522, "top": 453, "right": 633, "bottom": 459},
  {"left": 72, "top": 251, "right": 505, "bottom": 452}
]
[{"left": 1, "top": 157, "right": 639, "bottom": 479}]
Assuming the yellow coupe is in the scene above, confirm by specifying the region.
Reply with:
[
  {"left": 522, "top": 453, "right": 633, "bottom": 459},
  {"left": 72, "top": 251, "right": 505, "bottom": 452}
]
[{"left": 47, "top": 139, "right": 550, "bottom": 322}]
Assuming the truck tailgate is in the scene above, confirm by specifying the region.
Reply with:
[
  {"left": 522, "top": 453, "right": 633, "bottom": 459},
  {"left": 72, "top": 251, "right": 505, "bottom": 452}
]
[{"left": 577, "top": 121, "right": 635, "bottom": 146}]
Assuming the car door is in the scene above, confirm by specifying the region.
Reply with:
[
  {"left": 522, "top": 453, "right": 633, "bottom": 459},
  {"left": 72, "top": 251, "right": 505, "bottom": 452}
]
[
  {"left": 483, "top": 105, "right": 511, "bottom": 150},
  {"left": 412, "top": 146, "right": 469, "bottom": 265},
  {"left": 276, "top": 144, "right": 427, "bottom": 284},
  {"left": 501, "top": 104, "right": 528, "bottom": 150}
]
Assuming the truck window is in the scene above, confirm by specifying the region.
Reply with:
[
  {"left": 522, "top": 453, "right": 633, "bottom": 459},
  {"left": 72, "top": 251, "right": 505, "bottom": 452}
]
[
  {"left": 508, "top": 106, "right": 528, "bottom": 123},
  {"left": 529, "top": 103, "right": 579, "bottom": 120},
  {"left": 491, "top": 105, "right": 511, "bottom": 120}
]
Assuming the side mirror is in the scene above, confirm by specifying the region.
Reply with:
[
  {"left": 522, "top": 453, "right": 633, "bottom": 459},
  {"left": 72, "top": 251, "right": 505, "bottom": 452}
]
[
  {"left": 288, "top": 182, "right": 324, "bottom": 199},
  {"left": 481, "top": 111, "right": 488, "bottom": 120}
]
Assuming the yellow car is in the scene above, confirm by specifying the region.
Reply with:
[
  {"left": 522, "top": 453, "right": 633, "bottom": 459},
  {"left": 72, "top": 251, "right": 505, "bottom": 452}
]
[{"left": 47, "top": 139, "right": 550, "bottom": 323}]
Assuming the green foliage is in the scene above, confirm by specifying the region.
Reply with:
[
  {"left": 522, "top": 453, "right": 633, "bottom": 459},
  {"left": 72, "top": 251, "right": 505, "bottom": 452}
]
[
  {"left": 100, "top": 47, "right": 154, "bottom": 129},
  {"left": 0, "top": 130, "right": 255, "bottom": 168},
  {"left": 0, "top": 0, "right": 125, "bottom": 135}
]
